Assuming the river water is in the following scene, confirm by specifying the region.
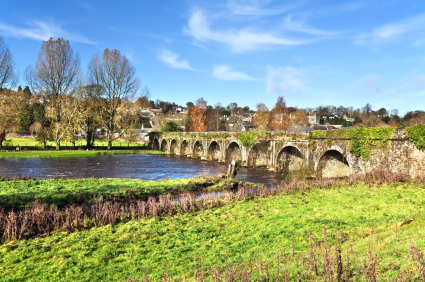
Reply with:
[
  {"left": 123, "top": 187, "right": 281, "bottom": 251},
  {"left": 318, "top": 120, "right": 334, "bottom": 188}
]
[{"left": 0, "top": 154, "right": 284, "bottom": 186}]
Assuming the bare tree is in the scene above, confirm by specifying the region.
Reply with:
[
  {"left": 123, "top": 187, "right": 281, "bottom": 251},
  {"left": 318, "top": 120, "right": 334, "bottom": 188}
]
[
  {"left": 87, "top": 48, "right": 140, "bottom": 149},
  {"left": 207, "top": 103, "right": 226, "bottom": 131},
  {"left": 0, "top": 36, "right": 19, "bottom": 89},
  {"left": 25, "top": 38, "right": 83, "bottom": 150}
]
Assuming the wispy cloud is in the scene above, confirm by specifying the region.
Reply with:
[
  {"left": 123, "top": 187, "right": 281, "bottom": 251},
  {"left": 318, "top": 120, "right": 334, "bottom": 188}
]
[
  {"left": 394, "top": 70, "right": 425, "bottom": 91},
  {"left": 225, "top": 0, "right": 294, "bottom": 17},
  {"left": 284, "top": 15, "right": 339, "bottom": 37},
  {"left": 158, "top": 49, "right": 197, "bottom": 71},
  {"left": 266, "top": 65, "right": 304, "bottom": 94},
  {"left": 357, "top": 75, "right": 381, "bottom": 92},
  {"left": 184, "top": 10, "right": 309, "bottom": 53},
  {"left": 355, "top": 13, "right": 425, "bottom": 45},
  {"left": 213, "top": 65, "right": 258, "bottom": 81},
  {"left": 0, "top": 20, "right": 95, "bottom": 44}
]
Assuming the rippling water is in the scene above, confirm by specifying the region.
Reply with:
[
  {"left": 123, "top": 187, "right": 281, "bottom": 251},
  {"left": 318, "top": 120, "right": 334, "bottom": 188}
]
[{"left": 0, "top": 154, "right": 284, "bottom": 186}]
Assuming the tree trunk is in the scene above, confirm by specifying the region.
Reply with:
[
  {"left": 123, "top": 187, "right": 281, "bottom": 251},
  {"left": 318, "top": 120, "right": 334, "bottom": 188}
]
[
  {"left": 108, "top": 140, "right": 112, "bottom": 150},
  {"left": 56, "top": 141, "right": 60, "bottom": 150},
  {"left": 0, "top": 129, "right": 5, "bottom": 149},
  {"left": 86, "top": 131, "right": 92, "bottom": 149},
  {"left": 43, "top": 140, "right": 46, "bottom": 149}
]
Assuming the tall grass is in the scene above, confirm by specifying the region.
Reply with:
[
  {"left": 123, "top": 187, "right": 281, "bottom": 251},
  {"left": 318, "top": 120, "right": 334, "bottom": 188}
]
[
  {"left": 123, "top": 227, "right": 425, "bottom": 281},
  {"left": 1, "top": 169, "right": 423, "bottom": 243}
]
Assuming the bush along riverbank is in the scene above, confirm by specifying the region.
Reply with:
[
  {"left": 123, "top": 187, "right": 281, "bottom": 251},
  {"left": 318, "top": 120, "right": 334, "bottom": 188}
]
[
  {"left": 1, "top": 170, "right": 425, "bottom": 281},
  {"left": 0, "top": 149, "right": 164, "bottom": 158}
]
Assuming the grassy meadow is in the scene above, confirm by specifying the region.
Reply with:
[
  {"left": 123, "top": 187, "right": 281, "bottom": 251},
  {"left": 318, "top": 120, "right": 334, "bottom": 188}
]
[
  {"left": 0, "top": 149, "right": 163, "bottom": 159},
  {"left": 1, "top": 175, "right": 425, "bottom": 281}
]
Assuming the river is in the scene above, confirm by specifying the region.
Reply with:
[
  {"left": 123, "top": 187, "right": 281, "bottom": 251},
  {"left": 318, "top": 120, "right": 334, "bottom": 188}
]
[{"left": 0, "top": 154, "right": 284, "bottom": 186}]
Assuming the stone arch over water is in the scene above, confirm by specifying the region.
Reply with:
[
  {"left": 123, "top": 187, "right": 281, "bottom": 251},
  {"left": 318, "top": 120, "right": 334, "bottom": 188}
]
[
  {"left": 192, "top": 140, "right": 203, "bottom": 158},
  {"left": 317, "top": 150, "right": 350, "bottom": 178},
  {"left": 207, "top": 141, "right": 222, "bottom": 161},
  {"left": 160, "top": 139, "right": 168, "bottom": 152},
  {"left": 277, "top": 146, "right": 304, "bottom": 176},
  {"left": 247, "top": 141, "right": 270, "bottom": 167},
  {"left": 181, "top": 140, "right": 190, "bottom": 155},
  {"left": 170, "top": 139, "right": 178, "bottom": 154},
  {"left": 226, "top": 142, "right": 242, "bottom": 163},
  {"left": 152, "top": 139, "right": 159, "bottom": 150}
]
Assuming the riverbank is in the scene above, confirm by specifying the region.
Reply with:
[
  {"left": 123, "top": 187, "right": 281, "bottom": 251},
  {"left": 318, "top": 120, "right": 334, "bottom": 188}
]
[
  {"left": 0, "top": 149, "right": 163, "bottom": 159},
  {"left": 3, "top": 137, "right": 145, "bottom": 147},
  {"left": 1, "top": 172, "right": 425, "bottom": 281},
  {"left": 0, "top": 175, "right": 248, "bottom": 212}
]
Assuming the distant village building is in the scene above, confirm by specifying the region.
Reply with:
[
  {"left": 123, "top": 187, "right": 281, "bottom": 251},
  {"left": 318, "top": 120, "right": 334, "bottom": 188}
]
[{"left": 308, "top": 113, "right": 320, "bottom": 125}]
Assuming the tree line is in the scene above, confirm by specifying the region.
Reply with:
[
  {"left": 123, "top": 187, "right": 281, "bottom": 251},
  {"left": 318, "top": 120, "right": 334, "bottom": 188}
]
[
  {"left": 1, "top": 36, "right": 424, "bottom": 149},
  {"left": 0, "top": 37, "right": 143, "bottom": 149}
]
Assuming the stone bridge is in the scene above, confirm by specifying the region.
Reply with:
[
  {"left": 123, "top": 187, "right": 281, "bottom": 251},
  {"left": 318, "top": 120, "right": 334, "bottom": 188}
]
[{"left": 149, "top": 129, "right": 425, "bottom": 178}]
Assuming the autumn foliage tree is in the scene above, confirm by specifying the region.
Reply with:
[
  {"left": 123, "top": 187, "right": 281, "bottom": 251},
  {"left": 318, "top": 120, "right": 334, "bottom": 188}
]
[
  {"left": 189, "top": 98, "right": 207, "bottom": 132},
  {"left": 269, "top": 96, "right": 290, "bottom": 131},
  {"left": 291, "top": 110, "right": 308, "bottom": 127},
  {"left": 0, "top": 89, "right": 17, "bottom": 148},
  {"left": 252, "top": 103, "right": 269, "bottom": 131}
]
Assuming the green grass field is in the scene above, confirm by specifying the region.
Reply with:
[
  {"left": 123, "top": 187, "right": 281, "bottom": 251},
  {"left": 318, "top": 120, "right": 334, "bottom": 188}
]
[
  {"left": 3, "top": 137, "right": 145, "bottom": 148},
  {"left": 0, "top": 176, "right": 243, "bottom": 212},
  {"left": 1, "top": 181, "right": 425, "bottom": 281},
  {"left": 0, "top": 149, "right": 163, "bottom": 159}
]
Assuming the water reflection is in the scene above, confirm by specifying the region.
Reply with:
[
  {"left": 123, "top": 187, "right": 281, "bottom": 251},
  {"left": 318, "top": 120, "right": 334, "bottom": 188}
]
[{"left": 0, "top": 154, "right": 284, "bottom": 186}]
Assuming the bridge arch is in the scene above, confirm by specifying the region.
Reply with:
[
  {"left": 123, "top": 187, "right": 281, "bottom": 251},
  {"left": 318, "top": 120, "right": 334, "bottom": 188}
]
[
  {"left": 316, "top": 150, "right": 350, "bottom": 178},
  {"left": 152, "top": 138, "right": 159, "bottom": 150},
  {"left": 160, "top": 139, "right": 168, "bottom": 152},
  {"left": 192, "top": 140, "right": 203, "bottom": 158},
  {"left": 207, "top": 141, "right": 222, "bottom": 161},
  {"left": 276, "top": 146, "right": 304, "bottom": 175},
  {"left": 170, "top": 139, "right": 178, "bottom": 154},
  {"left": 226, "top": 141, "right": 242, "bottom": 163},
  {"left": 247, "top": 141, "right": 271, "bottom": 167},
  {"left": 180, "top": 140, "right": 190, "bottom": 156}
]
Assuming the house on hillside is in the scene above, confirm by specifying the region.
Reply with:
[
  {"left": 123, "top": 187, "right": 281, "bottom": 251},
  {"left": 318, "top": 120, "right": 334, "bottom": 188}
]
[{"left": 308, "top": 113, "right": 320, "bottom": 125}]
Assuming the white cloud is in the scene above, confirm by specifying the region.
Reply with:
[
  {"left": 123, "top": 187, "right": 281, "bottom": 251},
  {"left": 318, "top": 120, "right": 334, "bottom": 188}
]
[
  {"left": 266, "top": 65, "right": 304, "bottom": 94},
  {"left": 158, "top": 49, "right": 197, "bottom": 71},
  {"left": 213, "top": 65, "right": 257, "bottom": 81},
  {"left": 357, "top": 75, "right": 381, "bottom": 92},
  {"left": 355, "top": 13, "right": 425, "bottom": 45},
  {"left": 184, "top": 10, "right": 308, "bottom": 53},
  {"left": 0, "top": 20, "right": 95, "bottom": 44}
]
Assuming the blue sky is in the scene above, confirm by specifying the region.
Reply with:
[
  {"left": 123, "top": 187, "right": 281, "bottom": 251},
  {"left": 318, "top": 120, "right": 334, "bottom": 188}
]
[{"left": 1, "top": 0, "right": 424, "bottom": 114}]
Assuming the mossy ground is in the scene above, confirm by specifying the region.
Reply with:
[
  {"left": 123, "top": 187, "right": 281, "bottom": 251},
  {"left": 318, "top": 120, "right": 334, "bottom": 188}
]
[
  {"left": 0, "top": 150, "right": 163, "bottom": 159},
  {"left": 1, "top": 181, "right": 425, "bottom": 281}
]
